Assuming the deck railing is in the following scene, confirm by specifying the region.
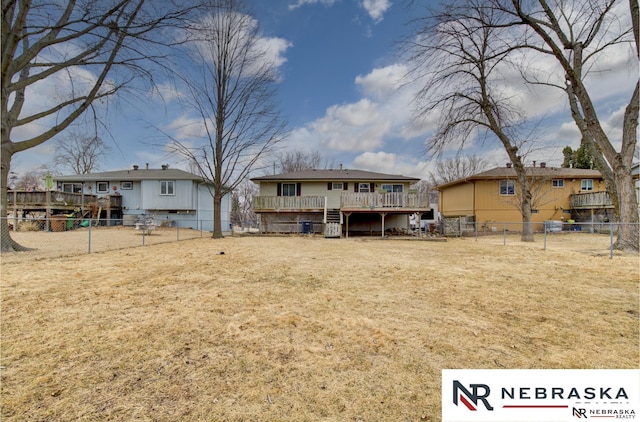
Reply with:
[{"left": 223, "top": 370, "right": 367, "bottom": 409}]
[
  {"left": 253, "top": 195, "right": 326, "bottom": 211},
  {"left": 341, "top": 192, "right": 430, "bottom": 209},
  {"left": 253, "top": 193, "right": 431, "bottom": 211},
  {"left": 569, "top": 191, "right": 612, "bottom": 208},
  {"left": 8, "top": 190, "right": 122, "bottom": 208}
]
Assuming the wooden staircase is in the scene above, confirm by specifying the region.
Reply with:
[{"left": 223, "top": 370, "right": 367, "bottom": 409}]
[
  {"left": 324, "top": 209, "right": 341, "bottom": 238},
  {"left": 326, "top": 208, "right": 340, "bottom": 223}
]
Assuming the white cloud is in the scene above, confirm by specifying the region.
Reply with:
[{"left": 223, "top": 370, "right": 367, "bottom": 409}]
[
  {"left": 166, "top": 114, "right": 212, "bottom": 141},
  {"left": 289, "top": 0, "right": 391, "bottom": 23},
  {"left": 150, "top": 82, "right": 183, "bottom": 103},
  {"left": 355, "top": 63, "right": 405, "bottom": 100},
  {"left": 288, "top": 0, "right": 337, "bottom": 11},
  {"left": 359, "top": 0, "right": 391, "bottom": 23},
  {"left": 353, "top": 151, "right": 396, "bottom": 171},
  {"left": 306, "top": 99, "right": 390, "bottom": 151},
  {"left": 189, "top": 12, "right": 291, "bottom": 79}
]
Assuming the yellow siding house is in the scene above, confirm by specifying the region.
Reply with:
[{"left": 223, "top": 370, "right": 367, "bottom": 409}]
[{"left": 436, "top": 164, "right": 612, "bottom": 230}]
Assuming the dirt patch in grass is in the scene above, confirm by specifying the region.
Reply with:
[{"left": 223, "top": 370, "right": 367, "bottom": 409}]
[{"left": 1, "top": 235, "right": 638, "bottom": 421}]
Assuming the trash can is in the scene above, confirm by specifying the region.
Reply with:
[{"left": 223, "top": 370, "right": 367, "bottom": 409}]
[
  {"left": 50, "top": 216, "right": 66, "bottom": 232},
  {"left": 301, "top": 221, "right": 313, "bottom": 234}
]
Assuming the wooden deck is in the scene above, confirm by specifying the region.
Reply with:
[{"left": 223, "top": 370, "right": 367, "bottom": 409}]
[
  {"left": 7, "top": 190, "right": 122, "bottom": 217},
  {"left": 253, "top": 192, "right": 431, "bottom": 214},
  {"left": 569, "top": 191, "right": 613, "bottom": 209},
  {"left": 339, "top": 192, "right": 431, "bottom": 213}
]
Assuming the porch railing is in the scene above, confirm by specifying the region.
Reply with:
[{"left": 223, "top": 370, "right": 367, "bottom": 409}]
[
  {"left": 570, "top": 191, "right": 612, "bottom": 208},
  {"left": 341, "top": 192, "right": 430, "bottom": 209},
  {"left": 253, "top": 195, "right": 326, "bottom": 211},
  {"left": 8, "top": 190, "right": 122, "bottom": 208}
]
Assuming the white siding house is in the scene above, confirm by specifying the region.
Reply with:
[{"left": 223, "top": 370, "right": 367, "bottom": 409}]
[{"left": 54, "top": 166, "right": 230, "bottom": 232}]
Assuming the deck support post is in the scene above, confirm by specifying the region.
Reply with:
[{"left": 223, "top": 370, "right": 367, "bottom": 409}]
[
  {"left": 343, "top": 212, "right": 351, "bottom": 239},
  {"left": 380, "top": 212, "right": 387, "bottom": 237}
]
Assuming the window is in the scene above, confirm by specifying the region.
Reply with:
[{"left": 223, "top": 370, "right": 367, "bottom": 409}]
[
  {"left": 358, "top": 183, "right": 371, "bottom": 193},
  {"left": 97, "top": 181, "right": 109, "bottom": 193},
  {"left": 281, "top": 183, "right": 297, "bottom": 196},
  {"left": 381, "top": 184, "right": 404, "bottom": 193},
  {"left": 500, "top": 180, "right": 515, "bottom": 195},
  {"left": 160, "top": 181, "right": 175, "bottom": 195},
  {"left": 62, "top": 183, "right": 83, "bottom": 193},
  {"left": 581, "top": 179, "right": 593, "bottom": 191},
  {"left": 121, "top": 181, "right": 133, "bottom": 190},
  {"left": 332, "top": 182, "right": 343, "bottom": 190},
  {"left": 552, "top": 179, "right": 564, "bottom": 188}
]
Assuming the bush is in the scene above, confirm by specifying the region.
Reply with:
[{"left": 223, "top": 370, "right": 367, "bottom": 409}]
[{"left": 19, "top": 220, "right": 41, "bottom": 232}]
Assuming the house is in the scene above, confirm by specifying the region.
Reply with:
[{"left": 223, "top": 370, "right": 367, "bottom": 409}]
[
  {"left": 53, "top": 165, "right": 231, "bottom": 232},
  {"left": 436, "top": 163, "right": 613, "bottom": 233},
  {"left": 251, "top": 169, "right": 431, "bottom": 237}
]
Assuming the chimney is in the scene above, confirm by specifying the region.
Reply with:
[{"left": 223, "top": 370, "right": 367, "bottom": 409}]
[
  {"left": 540, "top": 162, "right": 546, "bottom": 168},
  {"left": 161, "top": 164, "right": 169, "bottom": 170},
  {"left": 506, "top": 162, "right": 512, "bottom": 168},
  {"left": 532, "top": 160, "right": 536, "bottom": 167},
  {"left": 133, "top": 165, "right": 139, "bottom": 170},
  {"left": 146, "top": 163, "right": 149, "bottom": 170},
  {"left": 339, "top": 163, "right": 343, "bottom": 171}
]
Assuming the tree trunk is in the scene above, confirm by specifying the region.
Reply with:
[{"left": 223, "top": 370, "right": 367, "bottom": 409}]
[
  {"left": 514, "top": 161, "right": 535, "bottom": 242},
  {"left": 0, "top": 147, "right": 30, "bottom": 252},
  {"left": 212, "top": 194, "right": 224, "bottom": 239},
  {"left": 613, "top": 171, "right": 640, "bottom": 252}
]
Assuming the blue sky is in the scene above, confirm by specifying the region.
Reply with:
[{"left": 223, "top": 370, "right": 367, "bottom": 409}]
[{"left": 13, "top": 0, "right": 638, "bottom": 181}]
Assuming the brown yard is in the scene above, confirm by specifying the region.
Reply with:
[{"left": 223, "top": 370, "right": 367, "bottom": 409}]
[{"left": 1, "top": 234, "right": 638, "bottom": 421}]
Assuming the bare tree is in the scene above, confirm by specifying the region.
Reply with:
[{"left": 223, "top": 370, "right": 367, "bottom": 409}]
[
  {"left": 53, "top": 131, "right": 111, "bottom": 174},
  {"left": 501, "top": 0, "right": 639, "bottom": 252},
  {"left": 406, "top": 0, "right": 539, "bottom": 241},
  {"left": 273, "top": 149, "right": 333, "bottom": 174},
  {"left": 12, "top": 166, "right": 48, "bottom": 190},
  {"left": 230, "top": 179, "right": 258, "bottom": 228},
  {"left": 428, "top": 155, "right": 489, "bottom": 186},
  {"left": 166, "top": 0, "right": 287, "bottom": 238},
  {"left": 1, "top": 0, "right": 197, "bottom": 251}
]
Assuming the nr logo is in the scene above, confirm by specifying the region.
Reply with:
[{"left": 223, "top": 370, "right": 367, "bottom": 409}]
[
  {"left": 573, "top": 407, "right": 587, "bottom": 418},
  {"left": 453, "top": 380, "right": 494, "bottom": 411}
]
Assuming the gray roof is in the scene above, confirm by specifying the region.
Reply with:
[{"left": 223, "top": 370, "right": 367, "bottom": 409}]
[
  {"left": 251, "top": 169, "right": 420, "bottom": 183},
  {"left": 436, "top": 166, "right": 603, "bottom": 189},
  {"left": 54, "top": 168, "right": 207, "bottom": 182}
]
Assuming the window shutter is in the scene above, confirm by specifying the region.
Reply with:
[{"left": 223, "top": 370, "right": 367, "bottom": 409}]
[
  {"left": 327, "top": 182, "right": 332, "bottom": 191},
  {"left": 354, "top": 183, "right": 359, "bottom": 192},
  {"left": 343, "top": 182, "right": 348, "bottom": 190},
  {"left": 277, "top": 183, "right": 282, "bottom": 196},
  {"left": 296, "top": 183, "right": 301, "bottom": 196}
]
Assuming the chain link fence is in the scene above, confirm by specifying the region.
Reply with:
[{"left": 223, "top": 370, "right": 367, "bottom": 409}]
[
  {"left": 1, "top": 217, "right": 637, "bottom": 261},
  {"left": 0, "top": 216, "right": 216, "bottom": 263},
  {"left": 437, "top": 219, "right": 639, "bottom": 259}
]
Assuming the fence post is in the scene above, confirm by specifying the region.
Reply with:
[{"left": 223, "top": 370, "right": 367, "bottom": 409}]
[
  {"left": 609, "top": 222, "right": 613, "bottom": 259},
  {"left": 88, "top": 223, "right": 92, "bottom": 254},
  {"left": 543, "top": 221, "right": 547, "bottom": 251},
  {"left": 176, "top": 221, "right": 180, "bottom": 241},
  {"left": 503, "top": 223, "right": 506, "bottom": 245}
]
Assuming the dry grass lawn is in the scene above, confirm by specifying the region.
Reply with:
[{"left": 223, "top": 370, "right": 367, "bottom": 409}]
[{"left": 1, "top": 234, "right": 638, "bottom": 421}]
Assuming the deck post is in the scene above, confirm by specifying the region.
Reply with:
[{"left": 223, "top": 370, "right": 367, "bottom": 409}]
[
  {"left": 45, "top": 190, "right": 52, "bottom": 232},
  {"left": 343, "top": 212, "right": 351, "bottom": 239},
  {"left": 380, "top": 212, "right": 387, "bottom": 237}
]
